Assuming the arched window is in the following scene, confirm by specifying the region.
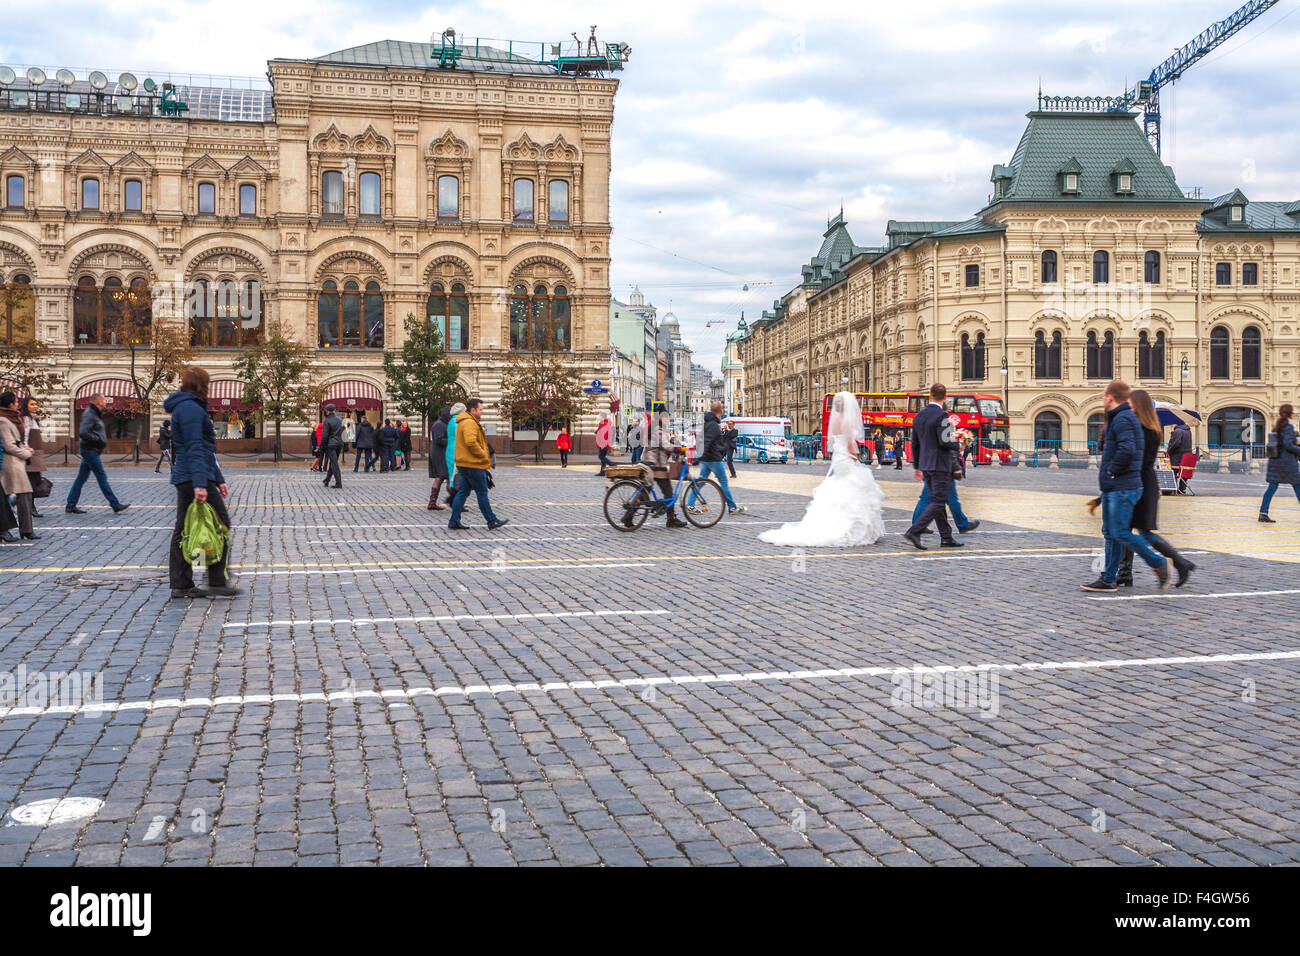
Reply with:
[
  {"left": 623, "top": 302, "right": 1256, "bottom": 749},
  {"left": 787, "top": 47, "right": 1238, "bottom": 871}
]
[
  {"left": 1242, "top": 326, "right": 1262, "bottom": 380},
  {"left": 364, "top": 281, "right": 384, "bottom": 347},
  {"left": 509, "top": 282, "right": 571, "bottom": 350},
  {"left": 427, "top": 281, "right": 469, "bottom": 350},
  {"left": 74, "top": 275, "right": 99, "bottom": 344},
  {"left": 548, "top": 180, "right": 569, "bottom": 222},
  {"left": 239, "top": 184, "right": 256, "bottom": 216},
  {"left": 437, "top": 175, "right": 459, "bottom": 219},
  {"left": 359, "top": 172, "right": 381, "bottom": 216},
  {"left": 1087, "top": 412, "right": 1105, "bottom": 453},
  {"left": 242, "top": 280, "right": 263, "bottom": 345},
  {"left": 322, "top": 171, "right": 343, "bottom": 215},
  {"left": 189, "top": 278, "right": 212, "bottom": 346},
  {"left": 1208, "top": 407, "right": 1265, "bottom": 450},
  {"left": 1138, "top": 330, "right": 1166, "bottom": 379},
  {"left": 513, "top": 178, "right": 534, "bottom": 221},
  {"left": 341, "top": 281, "right": 362, "bottom": 346},
  {"left": 82, "top": 178, "right": 99, "bottom": 210},
  {"left": 1034, "top": 411, "right": 1063, "bottom": 447},
  {"left": 1144, "top": 250, "right": 1160, "bottom": 284},
  {"left": 197, "top": 182, "right": 216, "bottom": 215},
  {"left": 1034, "top": 329, "right": 1062, "bottom": 379},
  {"left": 1041, "top": 250, "right": 1057, "bottom": 284},
  {"left": 0, "top": 273, "right": 33, "bottom": 344},
  {"left": 960, "top": 332, "right": 986, "bottom": 381},
  {"left": 215, "top": 279, "right": 239, "bottom": 347},
  {"left": 318, "top": 280, "right": 339, "bottom": 347},
  {"left": 5, "top": 174, "right": 23, "bottom": 208},
  {"left": 1210, "top": 325, "right": 1230, "bottom": 379},
  {"left": 124, "top": 179, "right": 142, "bottom": 212},
  {"left": 1093, "top": 250, "right": 1109, "bottom": 284},
  {"left": 1086, "top": 330, "right": 1114, "bottom": 379},
  {"left": 101, "top": 277, "right": 123, "bottom": 340},
  {"left": 126, "top": 277, "right": 152, "bottom": 343}
]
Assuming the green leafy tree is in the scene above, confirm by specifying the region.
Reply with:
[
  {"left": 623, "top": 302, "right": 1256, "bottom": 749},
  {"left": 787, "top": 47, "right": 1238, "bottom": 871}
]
[
  {"left": 382, "top": 312, "right": 465, "bottom": 455},
  {"left": 106, "top": 283, "right": 194, "bottom": 442},
  {"left": 0, "top": 280, "right": 61, "bottom": 398},
  {"left": 232, "top": 320, "right": 325, "bottom": 461},
  {"left": 500, "top": 317, "right": 591, "bottom": 463}
]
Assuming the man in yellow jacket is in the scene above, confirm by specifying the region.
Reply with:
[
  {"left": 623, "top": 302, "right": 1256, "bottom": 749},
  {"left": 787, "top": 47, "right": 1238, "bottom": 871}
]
[{"left": 449, "top": 398, "right": 507, "bottom": 530}]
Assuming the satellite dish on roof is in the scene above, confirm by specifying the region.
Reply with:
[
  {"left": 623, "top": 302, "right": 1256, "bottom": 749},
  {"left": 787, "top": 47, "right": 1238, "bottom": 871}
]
[
  {"left": 0, "top": 66, "right": 14, "bottom": 85},
  {"left": 88, "top": 71, "right": 107, "bottom": 90},
  {"left": 26, "top": 67, "right": 46, "bottom": 86},
  {"left": 142, "top": 77, "right": 156, "bottom": 92},
  {"left": 56, "top": 68, "right": 75, "bottom": 87},
  {"left": 118, "top": 72, "right": 137, "bottom": 91}
]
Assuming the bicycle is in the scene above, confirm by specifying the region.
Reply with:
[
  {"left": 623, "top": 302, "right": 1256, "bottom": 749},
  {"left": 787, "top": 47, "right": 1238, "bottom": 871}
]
[{"left": 602, "top": 454, "right": 725, "bottom": 532}]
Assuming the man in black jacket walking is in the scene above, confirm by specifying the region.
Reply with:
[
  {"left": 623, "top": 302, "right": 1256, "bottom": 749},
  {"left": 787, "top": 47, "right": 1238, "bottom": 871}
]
[
  {"left": 155, "top": 419, "right": 173, "bottom": 473},
  {"left": 904, "top": 384, "right": 961, "bottom": 550},
  {"left": 65, "top": 394, "right": 128, "bottom": 515},
  {"left": 320, "top": 404, "right": 345, "bottom": 488},
  {"left": 354, "top": 415, "right": 375, "bottom": 472}
]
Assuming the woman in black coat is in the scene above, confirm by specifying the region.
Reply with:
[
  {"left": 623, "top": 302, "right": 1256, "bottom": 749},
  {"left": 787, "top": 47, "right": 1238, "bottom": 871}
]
[
  {"left": 1259, "top": 403, "right": 1300, "bottom": 522},
  {"left": 427, "top": 406, "right": 451, "bottom": 510},
  {"left": 1117, "top": 390, "right": 1195, "bottom": 587}
]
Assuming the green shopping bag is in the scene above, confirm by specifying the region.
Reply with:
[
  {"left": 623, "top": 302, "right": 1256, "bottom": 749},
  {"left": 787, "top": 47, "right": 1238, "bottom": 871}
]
[{"left": 180, "top": 499, "right": 230, "bottom": 581}]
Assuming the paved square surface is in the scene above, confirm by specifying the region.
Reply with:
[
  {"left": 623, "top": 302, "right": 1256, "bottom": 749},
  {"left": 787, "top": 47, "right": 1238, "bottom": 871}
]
[{"left": 1, "top": 458, "right": 1298, "bottom": 866}]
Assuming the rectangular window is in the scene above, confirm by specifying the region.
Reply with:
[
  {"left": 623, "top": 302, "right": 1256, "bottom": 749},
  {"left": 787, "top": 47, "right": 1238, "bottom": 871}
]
[
  {"left": 124, "top": 179, "right": 142, "bottom": 212},
  {"left": 1243, "top": 262, "right": 1258, "bottom": 286},
  {"left": 198, "top": 182, "right": 215, "bottom": 214},
  {"left": 239, "top": 183, "right": 256, "bottom": 216},
  {"left": 1064, "top": 173, "right": 1078, "bottom": 192},
  {"left": 5, "top": 175, "right": 22, "bottom": 208},
  {"left": 322, "top": 171, "right": 343, "bottom": 215},
  {"left": 548, "top": 180, "right": 569, "bottom": 222},
  {"left": 82, "top": 178, "right": 99, "bottom": 210},
  {"left": 437, "top": 175, "right": 459, "bottom": 218},
  {"left": 359, "top": 172, "right": 380, "bottom": 216},
  {"left": 1216, "top": 262, "right": 1231, "bottom": 286},
  {"left": 513, "top": 178, "right": 534, "bottom": 221},
  {"left": 965, "top": 264, "right": 979, "bottom": 288},
  {"left": 1118, "top": 173, "right": 1132, "bottom": 191},
  {"left": 1230, "top": 205, "right": 1244, "bottom": 222}
]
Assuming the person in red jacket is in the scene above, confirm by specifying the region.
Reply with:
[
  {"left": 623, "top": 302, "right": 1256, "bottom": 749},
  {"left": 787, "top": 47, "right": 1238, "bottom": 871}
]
[
  {"left": 311, "top": 419, "right": 325, "bottom": 471},
  {"left": 595, "top": 416, "right": 613, "bottom": 476},
  {"left": 556, "top": 426, "right": 572, "bottom": 467}
]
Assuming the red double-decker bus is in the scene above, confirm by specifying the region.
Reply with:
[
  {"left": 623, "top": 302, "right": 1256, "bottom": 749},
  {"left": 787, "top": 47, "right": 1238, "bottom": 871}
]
[{"left": 820, "top": 391, "right": 1011, "bottom": 464}]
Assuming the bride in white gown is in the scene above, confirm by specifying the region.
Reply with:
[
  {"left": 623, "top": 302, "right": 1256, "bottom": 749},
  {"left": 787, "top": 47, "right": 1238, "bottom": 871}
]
[{"left": 759, "top": 391, "right": 885, "bottom": 547}]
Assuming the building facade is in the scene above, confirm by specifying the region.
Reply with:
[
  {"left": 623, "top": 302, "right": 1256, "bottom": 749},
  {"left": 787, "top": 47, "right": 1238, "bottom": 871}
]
[
  {"left": 738, "top": 109, "right": 1298, "bottom": 448},
  {"left": 0, "top": 38, "right": 622, "bottom": 453}
]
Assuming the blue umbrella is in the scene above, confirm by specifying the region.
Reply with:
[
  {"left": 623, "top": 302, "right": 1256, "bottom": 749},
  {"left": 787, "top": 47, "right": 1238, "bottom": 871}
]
[{"left": 1153, "top": 402, "right": 1201, "bottom": 428}]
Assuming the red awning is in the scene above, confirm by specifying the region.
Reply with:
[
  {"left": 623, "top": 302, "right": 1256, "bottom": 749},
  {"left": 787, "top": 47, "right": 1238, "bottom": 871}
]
[
  {"left": 74, "top": 379, "right": 142, "bottom": 411},
  {"left": 322, "top": 380, "right": 383, "bottom": 411},
  {"left": 209, "top": 380, "right": 259, "bottom": 412}
]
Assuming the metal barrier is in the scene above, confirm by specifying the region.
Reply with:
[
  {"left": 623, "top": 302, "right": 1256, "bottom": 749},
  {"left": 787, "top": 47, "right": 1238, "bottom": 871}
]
[{"left": 1194, "top": 444, "right": 1263, "bottom": 473}]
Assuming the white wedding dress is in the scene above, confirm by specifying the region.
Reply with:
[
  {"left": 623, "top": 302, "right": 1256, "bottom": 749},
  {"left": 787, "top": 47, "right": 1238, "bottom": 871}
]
[{"left": 759, "top": 427, "right": 885, "bottom": 548}]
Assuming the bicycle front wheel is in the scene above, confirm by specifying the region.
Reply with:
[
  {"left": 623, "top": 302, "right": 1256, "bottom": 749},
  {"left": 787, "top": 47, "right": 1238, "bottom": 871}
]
[
  {"left": 680, "top": 478, "right": 724, "bottom": 528},
  {"left": 604, "top": 480, "right": 650, "bottom": 531}
]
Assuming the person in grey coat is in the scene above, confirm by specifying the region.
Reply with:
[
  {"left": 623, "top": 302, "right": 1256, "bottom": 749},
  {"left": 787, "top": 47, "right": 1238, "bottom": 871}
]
[
  {"left": 428, "top": 406, "right": 450, "bottom": 510},
  {"left": 1260, "top": 403, "right": 1300, "bottom": 522}
]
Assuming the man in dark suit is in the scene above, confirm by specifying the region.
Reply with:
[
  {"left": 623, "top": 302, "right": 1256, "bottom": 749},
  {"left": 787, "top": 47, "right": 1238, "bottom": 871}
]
[
  {"left": 320, "top": 404, "right": 345, "bottom": 489},
  {"left": 904, "top": 383, "right": 962, "bottom": 550}
]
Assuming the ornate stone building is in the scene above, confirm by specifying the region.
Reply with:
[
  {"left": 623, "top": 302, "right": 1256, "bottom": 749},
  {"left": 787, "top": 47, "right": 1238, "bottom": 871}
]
[
  {"left": 0, "top": 38, "right": 622, "bottom": 452},
  {"left": 738, "top": 109, "right": 1299, "bottom": 450}
]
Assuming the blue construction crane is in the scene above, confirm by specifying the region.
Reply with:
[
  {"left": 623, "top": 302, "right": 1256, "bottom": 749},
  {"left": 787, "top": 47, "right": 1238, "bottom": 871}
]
[
  {"left": 1042, "top": 1, "right": 1279, "bottom": 154},
  {"left": 1112, "top": 0, "right": 1279, "bottom": 154}
]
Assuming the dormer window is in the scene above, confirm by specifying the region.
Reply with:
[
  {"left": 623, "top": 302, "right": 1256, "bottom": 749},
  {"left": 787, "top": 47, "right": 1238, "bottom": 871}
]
[
  {"left": 1064, "top": 173, "right": 1079, "bottom": 192},
  {"left": 1110, "top": 159, "right": 1137, "bottom": 195},
  {"left": 1118, "top": 174, "right": 1132, "bottom": 191},
  {"left": 1057, "top": 158, "right": 1082, "bottom": 196},
  {"left": 1230, "top": 205, "right": 1244, "bottom": 222}
]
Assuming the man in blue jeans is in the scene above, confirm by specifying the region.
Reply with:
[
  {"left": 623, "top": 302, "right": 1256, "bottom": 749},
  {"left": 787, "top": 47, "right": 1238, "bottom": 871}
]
[
  {"left": 698, "top": 402, "right": 745, "bottom": 515},
  {"left": 1081, "top": 380, "right": 1169, "bottom": 593},
  {"left": 66, "top": 394, "right": 129, "bottom": 515}
]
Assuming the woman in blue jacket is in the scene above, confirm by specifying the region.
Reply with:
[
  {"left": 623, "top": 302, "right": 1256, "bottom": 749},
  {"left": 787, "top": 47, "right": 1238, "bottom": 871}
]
[
  {"left": 1260, "top": 403, "right": 1300, "bottom": 522},
  {"left": 444, "top": 401, "right": 466, "bottom": 505},
  {"left": 165, "top": 366, "right": 240, "bottom": 599}
]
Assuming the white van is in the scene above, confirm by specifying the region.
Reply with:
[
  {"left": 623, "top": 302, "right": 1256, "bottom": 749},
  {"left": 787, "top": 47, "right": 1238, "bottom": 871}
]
[{"left": 725, "top": 417, "right": 791, "bottom": 463}]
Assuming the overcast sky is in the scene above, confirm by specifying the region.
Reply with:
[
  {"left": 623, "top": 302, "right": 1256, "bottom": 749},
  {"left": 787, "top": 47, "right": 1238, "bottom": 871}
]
[{"left": 4, "top": 0, "right": 1298, "bottom": 373}]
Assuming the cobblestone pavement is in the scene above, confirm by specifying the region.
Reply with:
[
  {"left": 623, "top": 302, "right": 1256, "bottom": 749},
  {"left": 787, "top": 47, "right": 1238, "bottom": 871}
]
[{"left": 1, "top": 461, "right": 1298, "bottom": 866}]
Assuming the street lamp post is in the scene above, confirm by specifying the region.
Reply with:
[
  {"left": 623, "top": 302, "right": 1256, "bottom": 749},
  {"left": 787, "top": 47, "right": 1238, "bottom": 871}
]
[
  {"left": 1180, "top": 355, "right": 1189, "bottom": 406},
  {"left": 1000, "top": 354, "right": 1008, "bottom": 407}
]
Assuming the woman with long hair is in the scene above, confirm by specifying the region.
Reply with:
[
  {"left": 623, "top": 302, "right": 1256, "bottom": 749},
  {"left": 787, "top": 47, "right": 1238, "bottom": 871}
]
[
  {"left": 1259, "top": 403, "right": 1300, "bottom": 522},
  {"left": 164, "top": 366, "right": 239, "bottom": 598},
  {"left": 1116, "top": 389, "right": 1195, "bottom": 587},
  {"left": 19, "top": 396, "right": 46, "bottom": 518}
]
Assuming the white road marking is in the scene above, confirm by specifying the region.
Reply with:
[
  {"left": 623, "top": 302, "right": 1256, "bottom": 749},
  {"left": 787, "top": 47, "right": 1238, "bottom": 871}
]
[
  {"left": 4, "top": 797, "right": 103, "bottom": 827},
  {"left": 3, "top": 647, "right": 1298, "bottom": 722},
  {"left": 240, "top": 561, "right": 654, "bottom": 578},
  {"left": 1093, "top": 588, "right": 1300, "bottom": 602},
  {"left": 304, "top": 536, "right": 586, "bottom": 546},
  {"left": 917, "top": 550, "right": 1212, "bottom": 562},
  {"left": 222, "top": 607, "right": 671, "bottom": 632}
]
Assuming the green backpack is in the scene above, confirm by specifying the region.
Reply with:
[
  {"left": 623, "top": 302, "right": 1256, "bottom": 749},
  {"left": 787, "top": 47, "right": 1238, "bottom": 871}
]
[{"left": 180, "top": 500, "right": 229, "bottom": 580}]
